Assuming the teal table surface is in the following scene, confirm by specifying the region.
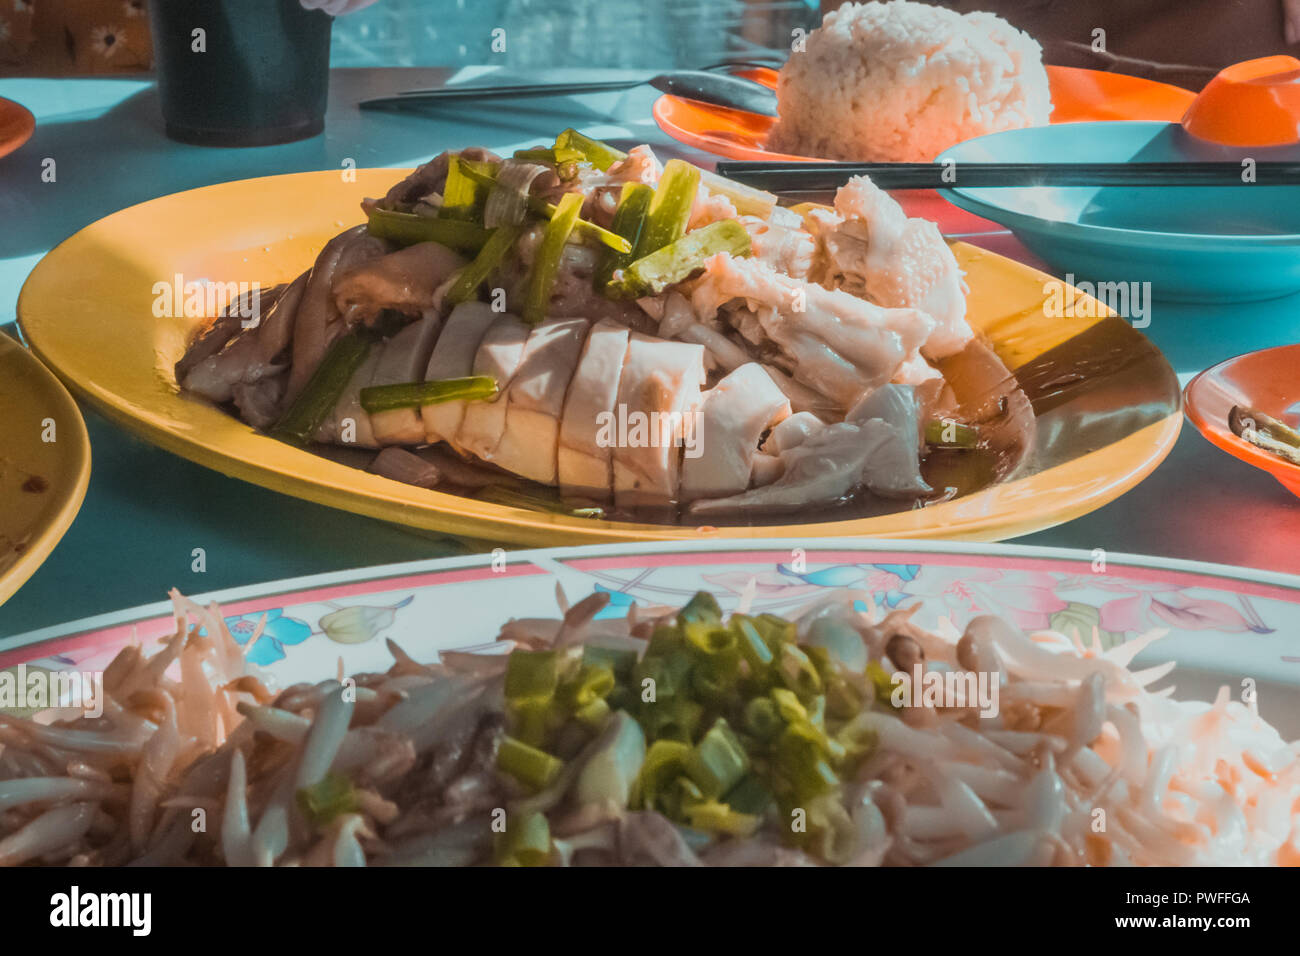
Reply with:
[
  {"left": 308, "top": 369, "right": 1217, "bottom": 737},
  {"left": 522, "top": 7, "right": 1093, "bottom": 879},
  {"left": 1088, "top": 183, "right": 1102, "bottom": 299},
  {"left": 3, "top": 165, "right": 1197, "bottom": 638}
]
[{"left": 2, "top": 68, "right": 1298, "bottom": 640}]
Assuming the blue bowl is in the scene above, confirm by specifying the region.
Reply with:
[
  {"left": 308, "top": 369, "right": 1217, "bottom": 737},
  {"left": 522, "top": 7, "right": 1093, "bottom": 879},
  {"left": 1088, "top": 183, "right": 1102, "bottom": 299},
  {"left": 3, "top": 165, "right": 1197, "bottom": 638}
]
[{"left": 938, "top": 122, "right": 1300, "bottom": 302}]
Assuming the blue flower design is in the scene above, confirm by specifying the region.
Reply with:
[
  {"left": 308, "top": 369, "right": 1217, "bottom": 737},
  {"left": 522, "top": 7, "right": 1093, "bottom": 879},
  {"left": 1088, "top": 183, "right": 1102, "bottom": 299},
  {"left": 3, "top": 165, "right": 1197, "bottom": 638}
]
[
  {"left": 776, "top": 563, "right": 867, "bottom": 587},
  {"left": 593, "top": 585, "right": 637, "bottom": 620},
  {"left": 223, "top": 609, "right": 313, "bottom": 666}
]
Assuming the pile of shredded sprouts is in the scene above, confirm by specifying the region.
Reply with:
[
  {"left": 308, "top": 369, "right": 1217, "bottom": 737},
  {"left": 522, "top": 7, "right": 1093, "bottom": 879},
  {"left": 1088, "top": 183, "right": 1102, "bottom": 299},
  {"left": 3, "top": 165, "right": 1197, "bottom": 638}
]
[{"left": 0, "top": 586, "right": 1296, "bottom": 867}]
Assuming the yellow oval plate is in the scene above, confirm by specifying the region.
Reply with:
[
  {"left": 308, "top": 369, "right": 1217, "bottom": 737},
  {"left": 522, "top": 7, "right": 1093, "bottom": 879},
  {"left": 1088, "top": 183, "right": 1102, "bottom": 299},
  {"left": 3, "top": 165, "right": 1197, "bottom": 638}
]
[
  {"left": 0, "top": 334, "right": 91, "bottom": 605},
  {"left": 18, "top": 170, "right": 1180, "bottom": 548}
]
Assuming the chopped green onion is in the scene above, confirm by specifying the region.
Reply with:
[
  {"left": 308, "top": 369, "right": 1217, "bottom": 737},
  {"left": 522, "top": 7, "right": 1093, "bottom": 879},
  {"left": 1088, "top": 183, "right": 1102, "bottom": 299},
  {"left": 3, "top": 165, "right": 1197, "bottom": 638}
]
[
  {"left": 593, "top": 182, "right": 653, "bottom": 291},
  {"left": 772, "top": 722, "right": 839, "bottom": 800},
  {"left": 456, "top": 158, "right": 631, "bottom": 253},
  {"left": 581, "top": 646, "right": 639, "bottom": 681},
  {"left": 723, "top": 774, "right": 774, "bottom": 817},
  {"left": 359, "top": 375, "right": 497, "bottom": 414},
  {"left": 607, "top": 218, "right": 751, "bottom": 299},
  {"left": 743, "top": 697, "right": 781, "bottom": 741},
  {"left": 686, "top": 718, "right": 749, "bottom": 798},
  {"left": 677, "top": 591, "right": 723, "bottom": 628},
  {"left": 684, "top": 799, "right": 761, "bottom": 837},
  {"left": 638, "top": 739, "right": 693, "bottom": 814},
  {"left": 440, "top": 153, "right": 490, "bottom": 220},
  {"left": 641, "top": 697, "right": 704, "bottom": 743},
  {"left": 563, "top": 663, "right": 616, "bottom": 709},
  {"left": 271, "top": 333, "right": 371, "bottom": 446},
  {"left": 497, "top": 735, "right": 564, "bottom": 791},
  {"left": 514, "top": 146, "right": 585, "bottom": 165},
  {"left": 630, "top": 158, "right": 700, "bottom": 261},
  {"left": 447, "top": 224, "right": 524, "bottom": 304},
  {"left": 295, "top": 772, "right": 359, "bottom": 829},
  {"left": 731, "top": 616, "right": 775, "bottom": 670},
  {"left": 554, "top": 128, "right": 627, "bottom": 171},
  {"left": 925, "top": 418, "right": 980, "bottom": 449},
  {"left": 505, "top": 649, "right": 561, "bottom": 703},
  {"left": 494, "top": 810, "right": 551, "bottom": 866},
  {"left": 698, "top": 168, "right": 778, "bottom": 219},
  {"left": 779, "top": 644, "right": 823, "bottom": 698},
  {"left": 865, "top": 660, "right": 899, "bottom": 707},
  {"left": 522, "top": 191, "right": 584, "bottom": 324},
  {"left": 366, "top": 208, "right": 492, "bottom": 252}
]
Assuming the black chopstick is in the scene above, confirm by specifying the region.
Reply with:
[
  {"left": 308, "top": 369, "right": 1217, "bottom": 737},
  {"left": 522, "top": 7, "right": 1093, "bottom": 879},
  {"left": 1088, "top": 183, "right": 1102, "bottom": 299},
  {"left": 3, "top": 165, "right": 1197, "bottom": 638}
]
[
  {"left": 359, "top": 79, "right": 643, "bottom": 111},
  {"left": 715, "top": 161, "right": 1300, "bottom": 190}
]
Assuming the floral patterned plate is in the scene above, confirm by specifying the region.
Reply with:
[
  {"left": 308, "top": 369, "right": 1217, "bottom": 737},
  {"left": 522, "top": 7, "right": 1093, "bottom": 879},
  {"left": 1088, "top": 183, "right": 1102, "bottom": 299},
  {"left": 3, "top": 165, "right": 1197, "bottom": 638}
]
[{"left": 4, "top": 539, "right": 1298, "bottom": 732}]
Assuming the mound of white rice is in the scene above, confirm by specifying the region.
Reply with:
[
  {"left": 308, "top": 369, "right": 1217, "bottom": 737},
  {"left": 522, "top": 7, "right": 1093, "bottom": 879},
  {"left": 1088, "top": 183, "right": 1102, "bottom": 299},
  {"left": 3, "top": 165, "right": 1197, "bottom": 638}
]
[{"left": 769, "top": 0, "right": 1052, "bottom": 162}]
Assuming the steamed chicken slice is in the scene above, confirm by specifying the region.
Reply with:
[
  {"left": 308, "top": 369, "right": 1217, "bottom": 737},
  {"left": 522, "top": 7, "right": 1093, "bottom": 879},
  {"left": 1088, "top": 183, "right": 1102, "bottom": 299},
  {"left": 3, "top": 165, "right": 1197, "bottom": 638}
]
[
  {"left": 332, "top": 241, "right": 467, "bottom": 325},
  {"left": 421, "top": 302, "right": 499, "bottom": 449},
  {"left": 286, "top": 226, "right": 389, "bottom": 405},
  {"left": 846, "top": 384, "right": 931, "bottom": 498},
  {"left": 679, "top": 363, "right": 791, "bottom": 502},
  {"left": 455, "top": 314, "right": 532, "bottom": 462},
  {"left": 369, "top": 311, "right": 443, "bottom": 446},
  {"left": 557, "top": 319, "right": 630, "bottom": 501},
  {"left": 612, "top": 334, "right": 706, "bottom": 508},
  {"left": 493, "top": 318, "right": 590, "bottom": 485},
  {"left": 689, "top": 254, "right": 935, "bottom": 407},
  {"left": 689, "top": 419, "right": 900, "bottom": 516},
  {"left": 808, "top": 175, "right": 971, "bottom": 358}
]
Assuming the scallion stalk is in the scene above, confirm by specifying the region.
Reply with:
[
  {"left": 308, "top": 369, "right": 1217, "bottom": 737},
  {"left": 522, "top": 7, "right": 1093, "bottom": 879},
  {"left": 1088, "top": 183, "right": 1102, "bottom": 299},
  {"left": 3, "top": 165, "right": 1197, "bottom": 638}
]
[{"left": 359, "top": 375, "right": 497, "bottom": 414}]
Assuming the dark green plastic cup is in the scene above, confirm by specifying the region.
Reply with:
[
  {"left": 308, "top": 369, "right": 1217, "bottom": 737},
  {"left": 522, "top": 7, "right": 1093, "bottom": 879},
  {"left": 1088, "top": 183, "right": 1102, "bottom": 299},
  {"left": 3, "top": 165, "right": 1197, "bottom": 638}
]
[{"left": 149, "top": 0, "right": 333, "bottom": 147}]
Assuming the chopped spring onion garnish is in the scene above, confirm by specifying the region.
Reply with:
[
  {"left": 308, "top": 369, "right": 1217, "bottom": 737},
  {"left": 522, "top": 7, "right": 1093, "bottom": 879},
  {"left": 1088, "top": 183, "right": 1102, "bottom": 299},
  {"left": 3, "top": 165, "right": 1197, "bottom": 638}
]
[
  {"left": 455, "top": 158, "right": 631, "bottom": 254},
  {"left": 271, "top": 333, "right": 372, "bottom": 446},
  {"left": 359, "top": 375, "right": 498, "bottom": 414},
  {"left": 523, "top": 191, "right": 584, "bottom": 324},
  {"left": 483, "top": 161, "right": 549, "bottom": 229},
  {"left": 606, "top": 218, "right": 751, "bottom": 298},
  {"left": 553, "top": 128, "right": 627, "bottom": 171},
  {"left": 514, "top": 146, "right": 585, "bottom": 165},
  {"left": 446, "top": 224, "right": 525, "bottom": 304},
  {"left": 295, "top": 773, "right": 360, "bottom": 829},
  {"left": 698, "top": 168, "right": 778, "bottom": 219},
  {"left": 497, "top": 736, "right": 564, "bottom": 791},
  {"left": 440, "top": 152, "right": 490, "bottom": 220},
  {"left": 593, "top": 181, "right": 654, "bottom": 292},
  {"left": 366, "top": 208, "right": 492, "bottom": 252},
  {"left": 924, "top": 418, "right": 980, "bottom": 449},
  {"left": 630, "top": 158, "right": 700, "bottom": 260},
  {"left": 494, "top": 810, "right": 552, "bottom": 866}
]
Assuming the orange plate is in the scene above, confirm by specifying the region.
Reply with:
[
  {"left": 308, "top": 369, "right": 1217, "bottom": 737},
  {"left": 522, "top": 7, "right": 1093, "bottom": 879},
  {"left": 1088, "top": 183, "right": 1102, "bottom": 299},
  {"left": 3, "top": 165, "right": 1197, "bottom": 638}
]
[
  {"left": 1185, "top": 345, "right": 1300, "bottom": 497},
  {"left": 0, "top": 96, "right": 35, "bottom": 161},
  {"left": 652, "top": 65, "right": 1196, "bottom": 163}
]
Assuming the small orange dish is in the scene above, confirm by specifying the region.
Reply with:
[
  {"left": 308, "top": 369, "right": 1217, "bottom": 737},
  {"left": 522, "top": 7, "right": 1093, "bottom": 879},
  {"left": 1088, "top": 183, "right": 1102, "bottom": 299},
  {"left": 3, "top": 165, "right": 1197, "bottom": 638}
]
[
  {"left": 0, "top": 96, "right": 35, "bottom": 160},
  {"left": 1184, "top": 344, "right": 1300, "bottom": 497},
  {"left": 1182, "top": 56, "right": 1300, "bottom": 148}
]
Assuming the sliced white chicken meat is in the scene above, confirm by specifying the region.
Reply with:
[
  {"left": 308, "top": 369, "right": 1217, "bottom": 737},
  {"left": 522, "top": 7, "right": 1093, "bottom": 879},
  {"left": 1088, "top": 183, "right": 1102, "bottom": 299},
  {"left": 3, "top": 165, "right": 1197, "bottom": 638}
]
[
  {"left": 611, "top": 334, "right": 706, "bottom": 508},
  {"left": 421, "top": 301, "right": 498, "bottom": 449},
  {"left": 369, "top": 311, "right": 443, "bottom": 446},
  {"left": 679, "top": 363, "right": 791, "bottom": 502},
  {"left": 332, "top": 241, "right": 468, "bottom": 324},
  {"left": 689, "top": 419, "right": 900, "bottom": 516},
  {"left": 763, "top": 410, "right": 825, "bottom": 455},
  {"left": 557, "top": 319, "right": 630, "bottom": 501},
  {"left": 493, "top": 318, "right": 589, "bottom": 485},
  {"left": 846, "top": 384, "right": 931, "bottom": 498},
  {"left": 807, "top": 175, "right": 972, "bottom": 359},
  {"left": 455, "top": 314, "right": 531, "bottom": 462},
  {"left": 689, "top": 254, "right": 935, "bottom": 407},
  {"left": 315, "top": 348, "right": 381, "bottom": 449}
]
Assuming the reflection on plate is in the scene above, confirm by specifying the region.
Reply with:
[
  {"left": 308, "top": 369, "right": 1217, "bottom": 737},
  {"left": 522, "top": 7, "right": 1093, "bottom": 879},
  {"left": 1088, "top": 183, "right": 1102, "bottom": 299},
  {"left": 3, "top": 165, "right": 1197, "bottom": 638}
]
[
  {"left": 5, "top": 538, "right": 1296, "bottom": 733},
  {"left": 0, "top": 96, "right": 35, "bottom": 161},
  {"left": 1185, "top": 344, "right": 1300, "bottom": 497},
  {"left": 0, "top": 334, "right": 91, "bottom": 606},
  {"left": 651, "top": 65, "right": 1195, "bottom": 163},
  {"left": 18, "top": 169, "right": 1180, "bottom": 547}
]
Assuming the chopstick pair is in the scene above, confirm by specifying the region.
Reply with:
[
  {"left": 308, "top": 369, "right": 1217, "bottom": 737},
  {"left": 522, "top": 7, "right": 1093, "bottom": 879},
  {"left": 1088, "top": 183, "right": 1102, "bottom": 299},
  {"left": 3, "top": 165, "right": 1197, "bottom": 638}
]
[{"left": 715, "top": 161, "right": 1300, "bottom": 191}]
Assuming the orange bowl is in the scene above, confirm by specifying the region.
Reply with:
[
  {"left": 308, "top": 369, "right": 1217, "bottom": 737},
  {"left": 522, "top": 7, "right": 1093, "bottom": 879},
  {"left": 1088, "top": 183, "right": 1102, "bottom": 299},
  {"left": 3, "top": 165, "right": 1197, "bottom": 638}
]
[
  {"left": 1182, "top": 56, "right": 1300, "bottom": 147},
  {"left": 1184, "top": 344, "right": 1300, "bottom": 497}
]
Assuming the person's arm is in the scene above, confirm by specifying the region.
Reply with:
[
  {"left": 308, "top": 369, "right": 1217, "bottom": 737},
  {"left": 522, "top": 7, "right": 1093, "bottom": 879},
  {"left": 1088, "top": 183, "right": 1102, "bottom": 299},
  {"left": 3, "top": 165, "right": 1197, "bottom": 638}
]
[{"left": 1285, "top": 0, "right": 1300, "bottom": 44}]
